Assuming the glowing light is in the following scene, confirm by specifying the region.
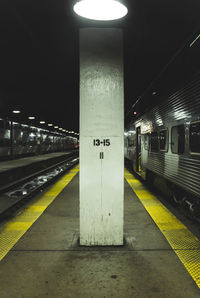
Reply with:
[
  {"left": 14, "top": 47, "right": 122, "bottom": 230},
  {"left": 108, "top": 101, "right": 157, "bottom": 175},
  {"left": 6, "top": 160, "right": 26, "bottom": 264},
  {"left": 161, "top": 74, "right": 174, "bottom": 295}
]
[
  {"left": 190, "top": 33, "right": 200, "bottom": 47},
  {"left": 134, "top": 112, "right": 137, "bottom": 115},
  {"left": 28, "top": 116, "right": 35, "bottom": 120},
  {"left": 54, "top": 126, "right": 58, "bottom": 129},
  {"left": 73, "top": 0, "right": 128, "bottom": 21},
  {"left": 40, "top": 121, "right": 45, "bottom": 124},
  {"left": 12, "top": 110, "right": 21, "bottom": 114},
  {"left": 48, "top": 124, "right": 53, "bottom": 127}
]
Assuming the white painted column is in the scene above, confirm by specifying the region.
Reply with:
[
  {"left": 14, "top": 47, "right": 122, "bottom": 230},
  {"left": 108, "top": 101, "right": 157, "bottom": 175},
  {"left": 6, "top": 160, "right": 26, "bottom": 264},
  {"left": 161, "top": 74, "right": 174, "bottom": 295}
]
[{"left": 80, "top": 28, "right": 124, "bottom": 246}]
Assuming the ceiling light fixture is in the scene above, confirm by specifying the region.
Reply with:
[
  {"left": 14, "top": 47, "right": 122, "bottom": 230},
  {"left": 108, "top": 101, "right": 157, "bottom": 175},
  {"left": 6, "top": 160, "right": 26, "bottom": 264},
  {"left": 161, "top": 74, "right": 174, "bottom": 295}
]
[
  {"left": 12, "top": 110, "right": 21, "bottom": 114},
  {"left": 73, "top": 0, "right": 128, "bottom": 21}
]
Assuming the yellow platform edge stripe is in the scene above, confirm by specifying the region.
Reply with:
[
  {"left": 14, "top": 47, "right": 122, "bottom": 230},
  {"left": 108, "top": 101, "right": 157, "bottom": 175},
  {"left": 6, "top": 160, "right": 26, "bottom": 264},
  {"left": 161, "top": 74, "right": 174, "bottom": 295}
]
[
  {"left": 124, "top": 168, "right": 200, "bottom": 288},
  {"left": 0, "top": 164, "right": 79, "bottom": 261}
]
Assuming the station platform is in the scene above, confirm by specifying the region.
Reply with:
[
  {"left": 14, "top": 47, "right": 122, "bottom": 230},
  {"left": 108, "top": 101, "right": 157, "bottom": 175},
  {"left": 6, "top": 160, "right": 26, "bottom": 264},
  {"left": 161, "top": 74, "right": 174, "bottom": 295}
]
[
  {"left": 0, "top": 165, "right": 199, "bottom": 297},
  {"left": 0, "top": 151, "right": 78, "bottom": 190}
]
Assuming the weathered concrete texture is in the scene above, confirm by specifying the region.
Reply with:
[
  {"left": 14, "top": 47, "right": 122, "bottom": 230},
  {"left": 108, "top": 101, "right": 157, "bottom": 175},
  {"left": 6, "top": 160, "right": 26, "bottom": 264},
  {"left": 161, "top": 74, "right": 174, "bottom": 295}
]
[
  {"left": 80, "top": 28, "right": 124, "bottom": 245},
  {"left": 0, "top": 175, "right": 199, "bottom": 297}
]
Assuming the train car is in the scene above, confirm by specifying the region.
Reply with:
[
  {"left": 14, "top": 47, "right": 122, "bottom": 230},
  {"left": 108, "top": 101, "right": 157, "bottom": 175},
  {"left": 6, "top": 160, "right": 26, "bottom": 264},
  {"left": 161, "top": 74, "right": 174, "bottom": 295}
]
[
  {"left": 0, "top": 119, "right": 11, "bottom": 157},
  {"left": 125, "top": 73, "right": 200, "bottom": 217},
  {"left": 0, "top": 119, "right": 78, "bottom": 159}
]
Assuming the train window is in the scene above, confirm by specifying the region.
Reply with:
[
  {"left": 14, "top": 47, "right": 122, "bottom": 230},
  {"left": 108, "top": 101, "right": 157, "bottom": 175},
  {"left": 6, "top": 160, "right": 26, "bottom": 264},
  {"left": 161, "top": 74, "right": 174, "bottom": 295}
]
[
  {"left": 4, "top": 139, "right": 11, "bottom": 146},
  {"left": 171, "top": 125, "right": 185, "bottom": 154},
  {"left": 150, "top": 132, "right": 159, "bottom": 152},
  {"left": 0, "top": 120, "right": 4, "bottom": 129},
  {"left": 128, "top": 136, "right": 134, "bottom": 147},
  {"left": 190, "top": 122, "right": 200, "bottom": 154},
  {"left": 144, "top": 134, "right": 149, "bottom": 150},
  {"left": 159, "top": 130, "right": 168, "bottom": 151},
  {"left": 5, "top": 121, "right": 10, "bottom": 129}
]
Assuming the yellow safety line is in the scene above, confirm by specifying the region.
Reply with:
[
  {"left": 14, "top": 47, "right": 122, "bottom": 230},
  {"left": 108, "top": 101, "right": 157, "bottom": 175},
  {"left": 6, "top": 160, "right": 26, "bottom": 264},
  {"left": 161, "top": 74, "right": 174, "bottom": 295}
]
[
  {"left": 0, "top": 165, "right": 79, "bottom": 261},
  {"left": 124, "top": 168, "right": 200, "bottom": 288}
]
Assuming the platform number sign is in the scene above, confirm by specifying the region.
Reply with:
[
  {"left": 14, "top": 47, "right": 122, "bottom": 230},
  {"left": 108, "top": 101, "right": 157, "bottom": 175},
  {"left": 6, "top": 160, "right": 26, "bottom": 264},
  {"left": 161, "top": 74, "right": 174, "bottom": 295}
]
[
  {"left": 93, "top": 139, "right": 110, "bottom": 146},
  {"left": 93, "top": 139, "right": 111, "bottom": 159}
]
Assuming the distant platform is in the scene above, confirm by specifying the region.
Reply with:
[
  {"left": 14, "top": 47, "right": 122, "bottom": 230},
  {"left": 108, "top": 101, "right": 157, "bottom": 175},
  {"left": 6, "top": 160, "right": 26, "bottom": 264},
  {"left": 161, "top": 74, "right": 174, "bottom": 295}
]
[{"left": 0, "top": 151, "right": 78, "bottom": 191}]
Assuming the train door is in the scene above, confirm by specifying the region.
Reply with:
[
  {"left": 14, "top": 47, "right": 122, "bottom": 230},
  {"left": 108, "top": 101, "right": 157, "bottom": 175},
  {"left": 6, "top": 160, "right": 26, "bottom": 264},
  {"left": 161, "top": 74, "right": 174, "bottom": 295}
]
[{"left": 136, "top": 127, "right": 141, "bottom": 173}]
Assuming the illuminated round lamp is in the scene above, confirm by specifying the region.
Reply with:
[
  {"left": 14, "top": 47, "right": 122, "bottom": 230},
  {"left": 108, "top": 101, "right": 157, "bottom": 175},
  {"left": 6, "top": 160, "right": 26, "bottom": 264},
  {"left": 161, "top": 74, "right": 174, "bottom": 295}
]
[
  {"left": 13, "top": 110, "right": 21, "bottom": 114},
  {"left": 73, "top": 0, "right": 128, "bottom": 21},
  {"left": 28, "top": 116, "right": 35, "bottom": 120},
  {"left": 40, "top": 121, "right": 45, "bottom": 124}
]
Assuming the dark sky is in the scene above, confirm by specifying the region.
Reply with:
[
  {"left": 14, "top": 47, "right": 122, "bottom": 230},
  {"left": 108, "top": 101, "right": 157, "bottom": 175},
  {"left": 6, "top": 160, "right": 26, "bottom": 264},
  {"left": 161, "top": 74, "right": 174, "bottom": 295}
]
[{"left": 0, "top": 0, "right": 200, "bottom": 131}]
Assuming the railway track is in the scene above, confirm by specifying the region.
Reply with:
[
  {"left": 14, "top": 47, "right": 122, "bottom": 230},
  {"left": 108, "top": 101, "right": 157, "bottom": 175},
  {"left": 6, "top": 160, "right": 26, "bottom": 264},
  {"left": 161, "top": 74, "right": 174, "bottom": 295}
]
[{"left": 0, "top": 155, "right": 79, "bottom": 220}]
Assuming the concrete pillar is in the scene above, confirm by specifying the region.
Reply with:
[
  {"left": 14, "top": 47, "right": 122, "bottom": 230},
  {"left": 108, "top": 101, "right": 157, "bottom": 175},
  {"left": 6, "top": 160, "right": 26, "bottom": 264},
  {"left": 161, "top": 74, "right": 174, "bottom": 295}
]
[{"left": 80, "top": 28, "right": 124, "bottom": 246}]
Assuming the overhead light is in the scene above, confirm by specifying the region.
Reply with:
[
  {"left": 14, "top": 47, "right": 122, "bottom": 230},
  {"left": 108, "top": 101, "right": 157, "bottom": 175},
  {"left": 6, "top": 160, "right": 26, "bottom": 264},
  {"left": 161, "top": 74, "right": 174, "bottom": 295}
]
[
  {"left": 54, "top": 126, "right": 58, "bottom": 129},
  {"left": 190, "top": 33, "right": 200, "bottom": 47},
  {"left": 12, "top": 110, "right": 21, "bottom": 114},
  {"left": 48, "top": 124, "right": 53, "bottom": 127},
  {"left": 28, "top": 116, "right": 35, "bottom": 120},
  {"left": 152, "top": 91, "right": 157, "bottom": 96},
  {"left": 40, "top": 121, "right": 45, "bottom": 124},
  {"left": 73, "top": 0, "right": 128, "bottom": 21},
  {"left": 59, "top": 128, "right": 63, "bottom": 130}
]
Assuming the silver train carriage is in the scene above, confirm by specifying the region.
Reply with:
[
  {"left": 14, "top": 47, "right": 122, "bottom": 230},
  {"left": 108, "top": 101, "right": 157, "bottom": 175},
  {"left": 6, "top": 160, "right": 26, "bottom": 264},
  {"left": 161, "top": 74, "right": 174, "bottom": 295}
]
[
  {"left": 125, "top": 73, "right": 200, "bottom": 214},
  {"left": 0, "top": 119, "right": 78, "bottom": 158}
]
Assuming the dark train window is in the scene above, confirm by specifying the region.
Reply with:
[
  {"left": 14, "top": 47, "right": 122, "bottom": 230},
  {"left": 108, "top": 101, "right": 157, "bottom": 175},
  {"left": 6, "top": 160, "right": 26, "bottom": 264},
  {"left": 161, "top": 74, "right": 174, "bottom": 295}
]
[
  {"left": 0, "top": 120, "right": 4, "bottom": 129},
  {"left": 4, "top": 139, "right": 11, "bottom": 146},
  {"left": 190, "top": 122, "right": 200, "bottom": 153},
  {"left": 171, "top": 125, "right": 185, "bottom": 154},
  {"left": 159, "top": 130, "right": 168, "bottom": 151},
  {"left": 5, "top": 121, "right": 10, "bottom": 129},
  {"left": 150, "top": 132, "right": 159, "bottom": 152}
]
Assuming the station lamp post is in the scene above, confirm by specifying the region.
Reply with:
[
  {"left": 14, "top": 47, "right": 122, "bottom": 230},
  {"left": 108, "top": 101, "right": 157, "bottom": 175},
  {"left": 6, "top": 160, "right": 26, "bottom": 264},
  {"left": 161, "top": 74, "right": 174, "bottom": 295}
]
[{"left": 73, "top": 0, "right": 128, "bottom": 246}]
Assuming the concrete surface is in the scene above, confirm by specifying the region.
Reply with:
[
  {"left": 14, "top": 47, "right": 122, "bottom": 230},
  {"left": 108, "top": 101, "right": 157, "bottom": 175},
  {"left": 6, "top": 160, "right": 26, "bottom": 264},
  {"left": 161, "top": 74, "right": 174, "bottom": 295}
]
[
  {"left": 79, "top": 28, "right": 124, "bottom": 245},
  {"left": 0, "top": 174, "right": 199, "bottom": 297}
]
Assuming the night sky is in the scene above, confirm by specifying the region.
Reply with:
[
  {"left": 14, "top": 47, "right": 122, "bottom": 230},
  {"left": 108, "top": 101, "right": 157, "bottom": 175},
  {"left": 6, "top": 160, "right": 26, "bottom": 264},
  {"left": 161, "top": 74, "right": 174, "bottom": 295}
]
[{"left": 0, "top": 0, "right": 200, "bottom": 132}]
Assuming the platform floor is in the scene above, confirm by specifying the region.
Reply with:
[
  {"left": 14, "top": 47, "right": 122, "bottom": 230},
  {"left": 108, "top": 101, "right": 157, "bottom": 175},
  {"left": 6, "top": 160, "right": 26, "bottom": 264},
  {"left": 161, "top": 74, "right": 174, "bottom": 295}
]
[{"left": 0, "top": 166, "right": 199, "bottom": 297}]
